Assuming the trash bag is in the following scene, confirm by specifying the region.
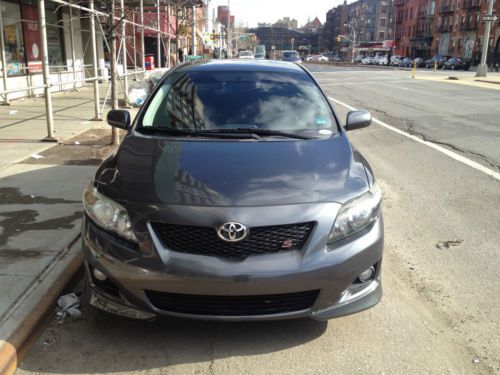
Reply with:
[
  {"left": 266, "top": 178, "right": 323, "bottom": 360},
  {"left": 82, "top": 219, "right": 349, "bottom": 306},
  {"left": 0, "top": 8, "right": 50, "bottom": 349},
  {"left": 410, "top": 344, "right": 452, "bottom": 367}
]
[
  {"left": 145, "top": 68, "right": 168, "bottom": 86},
  {"left": 128, "top": 80, "right": 150, "bottom": 107},
  {"left": 56, "top": 293, "right": 82, "bottom": 319}
]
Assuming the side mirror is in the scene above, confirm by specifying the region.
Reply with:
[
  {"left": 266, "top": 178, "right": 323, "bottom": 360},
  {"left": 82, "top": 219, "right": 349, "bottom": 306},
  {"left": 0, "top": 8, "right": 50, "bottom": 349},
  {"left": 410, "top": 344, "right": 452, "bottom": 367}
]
[
  {"left": 345, "top": 110, "right": 372, "bottom": 131},
  {"left": 107, "top": 110, "right": 131, "bottom": 130}
]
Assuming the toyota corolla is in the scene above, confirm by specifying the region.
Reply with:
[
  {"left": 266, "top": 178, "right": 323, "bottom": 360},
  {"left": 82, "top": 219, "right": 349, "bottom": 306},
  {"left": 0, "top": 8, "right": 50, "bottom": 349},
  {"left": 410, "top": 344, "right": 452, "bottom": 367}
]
[{"left": 82, "top": 60, "right": 383, "bottom": 321}]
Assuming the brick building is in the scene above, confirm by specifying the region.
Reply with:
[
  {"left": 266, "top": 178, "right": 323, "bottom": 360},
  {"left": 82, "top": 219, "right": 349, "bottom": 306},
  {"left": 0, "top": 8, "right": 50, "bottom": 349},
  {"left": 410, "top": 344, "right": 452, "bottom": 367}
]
[
  {"left": 394, "top": 0, "right": 433, "bottom": 57},
  {"left": 394, "top": 0, "right": 499, "bottom": 61},
  {"left": 433, "top": 0, "right": 499, "bottom": 62},
  {"left": 323, "top": 0, "right": 395, "bottom": 58},
  {"left": 324, "top": 2, "right": 349, "bottom": 54},
  {"left": 217, "top": 5, "right": 235, "bottom": 29}
]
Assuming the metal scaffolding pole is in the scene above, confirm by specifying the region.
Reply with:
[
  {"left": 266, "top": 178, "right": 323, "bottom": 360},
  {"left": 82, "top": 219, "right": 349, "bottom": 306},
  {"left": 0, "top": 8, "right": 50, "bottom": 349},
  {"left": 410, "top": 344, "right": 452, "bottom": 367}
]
[
  {"left": 133, "top": 12, "right": 138, "bottom": 79},
  {"left": 38, "top": 0, "right": 57, "bottom": 141},
  {"left": 157, "top": 0, "right": 161, "bottom": 68},
  {"left": 167, "top": 5, "right": 171, "bottom": 67},
  {"left": 89, "top": 0, "right": 102, "bottom": 120},
  {"left": 0, "top": 4, "right": 10, "bottom": 105},
  {"left": 140, "top": 0, "right": 145, "bottom": 69},
  {"left": 120, "top": 0, "right": 129, "bottom": 106},
  {"left": 50, "top": 0, "right": 164, "bottom": 34},
  {"left": 192, "top": 6, "right": 196, "bottom": 56},
  {"left": 68, "top": 0, "right": 78, "bottom": 91}
]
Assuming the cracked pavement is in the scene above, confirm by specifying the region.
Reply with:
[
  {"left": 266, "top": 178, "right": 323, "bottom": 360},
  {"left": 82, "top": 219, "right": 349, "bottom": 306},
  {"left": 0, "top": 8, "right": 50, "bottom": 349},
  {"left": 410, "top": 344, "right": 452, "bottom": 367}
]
[{"left": 312, "top": 66, "right": 500, "bottom": 171}]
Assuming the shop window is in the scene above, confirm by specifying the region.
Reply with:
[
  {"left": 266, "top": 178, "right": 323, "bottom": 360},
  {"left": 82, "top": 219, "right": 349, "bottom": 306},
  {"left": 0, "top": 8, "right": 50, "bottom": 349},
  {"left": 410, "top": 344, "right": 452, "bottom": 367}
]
[
  {"left": 1, "top": 1, "right": 25, "bottom": 76},
  {"left": 44, "top": 3, "right": 65, "bottom": 68},
  {"left": 19, "top": 1, "right": 66, "bottom": 74}
]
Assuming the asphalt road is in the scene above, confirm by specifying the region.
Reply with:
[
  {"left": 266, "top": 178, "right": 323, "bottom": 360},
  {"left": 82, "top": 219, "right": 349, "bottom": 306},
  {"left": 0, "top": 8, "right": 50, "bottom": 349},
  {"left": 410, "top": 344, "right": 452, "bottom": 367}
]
[{"left": 17, "top": 66, "right": 500, "bottom": 375}]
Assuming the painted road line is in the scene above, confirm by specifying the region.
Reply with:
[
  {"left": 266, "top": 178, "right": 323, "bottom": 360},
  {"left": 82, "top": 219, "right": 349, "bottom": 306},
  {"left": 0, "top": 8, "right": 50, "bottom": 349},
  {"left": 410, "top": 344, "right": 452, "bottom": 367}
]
[
  {"left": 328, "top": 96, "right": 500, "bottom": 181},
  {"left": 321, "top": 80, "right": 421, "bottom": 86}
]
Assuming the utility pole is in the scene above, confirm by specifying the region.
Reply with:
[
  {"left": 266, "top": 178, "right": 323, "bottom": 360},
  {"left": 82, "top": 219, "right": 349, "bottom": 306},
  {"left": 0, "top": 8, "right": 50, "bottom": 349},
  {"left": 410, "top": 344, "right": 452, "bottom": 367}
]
[{"left": 476, "top": 0, "right": 496, "bottom": 77}]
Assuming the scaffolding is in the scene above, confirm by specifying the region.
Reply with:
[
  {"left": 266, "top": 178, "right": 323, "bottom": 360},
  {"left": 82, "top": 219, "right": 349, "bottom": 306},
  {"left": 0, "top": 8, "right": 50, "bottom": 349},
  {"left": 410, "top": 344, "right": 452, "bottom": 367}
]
[{"left": 0, "top": 0, "right": 203, "bottom": 142}]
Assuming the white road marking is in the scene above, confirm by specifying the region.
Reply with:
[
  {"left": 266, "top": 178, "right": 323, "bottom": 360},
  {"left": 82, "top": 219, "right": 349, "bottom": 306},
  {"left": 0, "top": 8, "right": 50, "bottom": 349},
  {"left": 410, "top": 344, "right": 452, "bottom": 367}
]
[
  {"left": 329, "top": 96, "right": 500, "bottom": 181},
  {"left": 318, "top": 76, "right": 397, "bottom": 80},
  {"left": 321, "top": 80, "right": 420, "bottom": 86}
]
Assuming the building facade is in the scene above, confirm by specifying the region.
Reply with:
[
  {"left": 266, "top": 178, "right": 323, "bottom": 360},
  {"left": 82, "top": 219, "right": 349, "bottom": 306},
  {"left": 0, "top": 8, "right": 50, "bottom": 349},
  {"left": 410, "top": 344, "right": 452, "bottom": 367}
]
[
  {"left": 432, "top": 0, "right": 498, "bottom": 62},
  {"left": 274, "top": 17, "right": 299, "bottom": 30},
  {"left": 323, "top": 2, "right": 349, "bottom": 54},
  {"left": 324, "top": 0, "right": 394, "bottom": 59},
  {"left": 394, "top": 0, "right": 499, "bottom": 61},
  {"left": 0, "top": 0, "right": 206, "bottom": 102}
]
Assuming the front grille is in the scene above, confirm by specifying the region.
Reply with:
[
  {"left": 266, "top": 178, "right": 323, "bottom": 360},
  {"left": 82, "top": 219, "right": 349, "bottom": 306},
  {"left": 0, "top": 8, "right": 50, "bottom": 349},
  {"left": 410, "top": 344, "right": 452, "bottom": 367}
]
[
  {"left": 146, "top": 290, "right": 320, "bottom": 316},
  {"left": 151, "top": 222, "right": 314, "bottom": 258}
]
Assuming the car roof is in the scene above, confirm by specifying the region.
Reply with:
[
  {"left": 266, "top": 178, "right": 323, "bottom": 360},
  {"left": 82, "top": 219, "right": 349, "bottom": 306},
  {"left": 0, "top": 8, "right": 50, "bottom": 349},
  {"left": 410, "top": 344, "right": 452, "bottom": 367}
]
[{"left": 174, "top": 59, "right": 305, "bottom": 74}]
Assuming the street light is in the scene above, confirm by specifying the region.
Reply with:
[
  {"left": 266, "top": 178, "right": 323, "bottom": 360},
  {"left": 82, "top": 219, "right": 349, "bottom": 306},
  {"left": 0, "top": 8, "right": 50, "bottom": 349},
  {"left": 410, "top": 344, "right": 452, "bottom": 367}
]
[
  {"left": 476, "top": 0, "right": 497, "bottom": 77},
  {"left": 344, "top": 16, "right": 358, "bottom": 63},
  {"left": 338, "top": 34, "right": 356, "bottom": 63}
]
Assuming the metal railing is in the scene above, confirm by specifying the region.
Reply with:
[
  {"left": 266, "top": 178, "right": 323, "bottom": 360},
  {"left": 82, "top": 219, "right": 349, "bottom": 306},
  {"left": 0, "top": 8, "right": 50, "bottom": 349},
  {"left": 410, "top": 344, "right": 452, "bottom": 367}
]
[{"left": 0, "top": 0, "right": 179, "bottom": 141}]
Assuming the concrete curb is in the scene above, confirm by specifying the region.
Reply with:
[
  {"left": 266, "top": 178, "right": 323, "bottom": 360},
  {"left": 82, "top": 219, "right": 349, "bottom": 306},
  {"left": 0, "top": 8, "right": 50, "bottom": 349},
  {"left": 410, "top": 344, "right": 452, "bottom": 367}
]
[
  {"left": 0, "top": 235, "right": 83, "bottom": 375},
  {"left": 475, "top": 78, "right": 500, "bottom": 85}
]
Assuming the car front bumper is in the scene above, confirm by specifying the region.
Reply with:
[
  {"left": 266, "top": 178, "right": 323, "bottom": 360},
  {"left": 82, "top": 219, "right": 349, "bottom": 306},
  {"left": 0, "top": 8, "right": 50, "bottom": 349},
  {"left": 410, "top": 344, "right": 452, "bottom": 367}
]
[{"left": 82, "top": 215, "right": 383, "bottom": 321}]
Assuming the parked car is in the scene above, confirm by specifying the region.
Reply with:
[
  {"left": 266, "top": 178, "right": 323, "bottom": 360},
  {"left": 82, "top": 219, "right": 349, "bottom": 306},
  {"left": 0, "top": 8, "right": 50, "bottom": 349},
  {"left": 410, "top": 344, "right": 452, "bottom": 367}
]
[
  {"left": 83, "top": 60, "right": 383, "bottom": 321},
  {"left": 443, "top": 57, "right": 470, "bottom": 70},
  {"left": 377, "top": 55, "right": 389, "bottom": 65},
  {"left": 390, "top": 55, "right": 402, "bottom": 66},
  {"left": 414, "top": 57, "right": 426, "bottom": 68},
  {"left": 331, "top": 55, "right": 342, "bottom": 62},
  {"left": 281, "top": 50, "right": 302, "bottom": 63},
  {"left": 236, "top": 51, "right": 254, "bottom": 59},
  {"left": 425, "top": 55, "right": 451, "bottom": 69},
  {"left": 361, "top": 56, "right": 374, "bottom": 65},
  {"left": 354, "top": 55, "right": 363, "bottom": 64},
  {"left": 399, "top": 57, "right": 413, "bottom": 67},
  {"left": 306, "top": 54, "right": 329, "bottom": 62}
]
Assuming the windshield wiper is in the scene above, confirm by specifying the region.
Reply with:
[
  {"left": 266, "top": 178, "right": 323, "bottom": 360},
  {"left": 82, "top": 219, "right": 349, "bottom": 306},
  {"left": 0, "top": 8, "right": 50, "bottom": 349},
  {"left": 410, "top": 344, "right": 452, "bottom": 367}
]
[
  {"left": 138, "top": 127, "right": 195, "bottom": 136},
  {"left": 137, "top": 126, "right": 258, "bottom": 139},
  {"left": 199, "top": 128, "right": 313, "bottom": 140}
]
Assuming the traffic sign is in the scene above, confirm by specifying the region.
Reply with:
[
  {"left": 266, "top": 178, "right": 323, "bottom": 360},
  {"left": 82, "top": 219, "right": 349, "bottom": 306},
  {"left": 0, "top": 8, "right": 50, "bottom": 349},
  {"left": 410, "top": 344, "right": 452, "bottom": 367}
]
[{"left": 482, "top": 15, "right": 498, "bottom": 22}]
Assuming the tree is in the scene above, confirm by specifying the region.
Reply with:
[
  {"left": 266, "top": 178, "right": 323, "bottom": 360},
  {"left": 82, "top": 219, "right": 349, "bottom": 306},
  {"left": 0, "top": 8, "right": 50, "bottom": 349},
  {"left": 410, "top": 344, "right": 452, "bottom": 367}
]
[
  {"left": 92, "top": 0, "right": 125, "bottom": 145},
  {"left": 166, "top": 0, "right": 203, "bottom": 63}
]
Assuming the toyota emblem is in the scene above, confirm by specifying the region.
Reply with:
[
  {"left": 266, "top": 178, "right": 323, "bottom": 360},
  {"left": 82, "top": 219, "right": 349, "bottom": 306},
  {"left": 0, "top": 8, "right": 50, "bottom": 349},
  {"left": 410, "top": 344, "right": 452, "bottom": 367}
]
[{"left": 217, "top": 222, "right": 248, "bottom": 242}]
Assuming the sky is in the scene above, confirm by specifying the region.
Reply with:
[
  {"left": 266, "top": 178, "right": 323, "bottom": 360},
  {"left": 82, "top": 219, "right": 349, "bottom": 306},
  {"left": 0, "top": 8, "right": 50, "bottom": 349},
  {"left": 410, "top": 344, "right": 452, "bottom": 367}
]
[{"left": 209, "top": 0, "right": 343, "bottom": 28}]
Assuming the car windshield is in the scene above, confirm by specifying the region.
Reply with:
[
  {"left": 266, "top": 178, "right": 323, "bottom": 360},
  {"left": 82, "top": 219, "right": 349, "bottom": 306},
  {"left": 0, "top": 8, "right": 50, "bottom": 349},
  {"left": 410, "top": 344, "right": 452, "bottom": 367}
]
[
  {"left": 283, "top": 52, "right": 299, "bottom": 58},
  {"left": 140, "top": 70, "right": 337, "bottom": 135},
  {"left": 239, "top": 52, "right": 252, "bottom": 56}
]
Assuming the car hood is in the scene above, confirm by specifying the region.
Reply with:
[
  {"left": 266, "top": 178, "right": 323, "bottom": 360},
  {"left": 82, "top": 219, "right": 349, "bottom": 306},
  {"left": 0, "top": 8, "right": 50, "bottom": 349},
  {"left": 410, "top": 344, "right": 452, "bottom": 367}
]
[{"left": 96, "top": 133, "right": 369, "bottom": 207}]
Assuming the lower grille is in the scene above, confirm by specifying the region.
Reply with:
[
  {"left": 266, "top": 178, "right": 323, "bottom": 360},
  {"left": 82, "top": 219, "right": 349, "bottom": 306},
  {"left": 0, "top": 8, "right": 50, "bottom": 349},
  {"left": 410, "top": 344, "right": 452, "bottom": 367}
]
[
  {"left": 146, "top": 290, "right": 320, "bottom": 316},
  {"left": 151, "top": 222, "right": 314, "bottom": 258}
]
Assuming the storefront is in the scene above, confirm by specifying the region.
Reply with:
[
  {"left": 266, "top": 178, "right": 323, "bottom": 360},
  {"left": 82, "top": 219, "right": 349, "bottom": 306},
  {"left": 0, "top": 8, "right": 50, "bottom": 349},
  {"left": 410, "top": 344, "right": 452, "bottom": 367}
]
[
  {"left": 1, "top": 0, "right": 66, "bottom": 76},
  {"left": 0, "top": 0, "right": 97, "bottom": 101}
]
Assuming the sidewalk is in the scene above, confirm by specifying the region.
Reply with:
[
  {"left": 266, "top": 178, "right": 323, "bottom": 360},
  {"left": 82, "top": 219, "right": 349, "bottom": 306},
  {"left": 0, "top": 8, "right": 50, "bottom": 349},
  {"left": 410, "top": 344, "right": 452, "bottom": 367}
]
[
  {"left": 0, "top": 84, "right": 137, "bottom": 374},
  {"left": 414, "top": 70, "right": 500, "bottom": 90}
]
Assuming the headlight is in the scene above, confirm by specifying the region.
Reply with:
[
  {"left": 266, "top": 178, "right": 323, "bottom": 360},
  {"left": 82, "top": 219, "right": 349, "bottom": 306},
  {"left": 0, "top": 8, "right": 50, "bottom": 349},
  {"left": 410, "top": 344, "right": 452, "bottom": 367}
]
[
  {"left": 328, "top": 183, "right": 382, "bottom": 243},
  {"left": 83, "top": 184, "right": 137, "bottom": 242}
]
